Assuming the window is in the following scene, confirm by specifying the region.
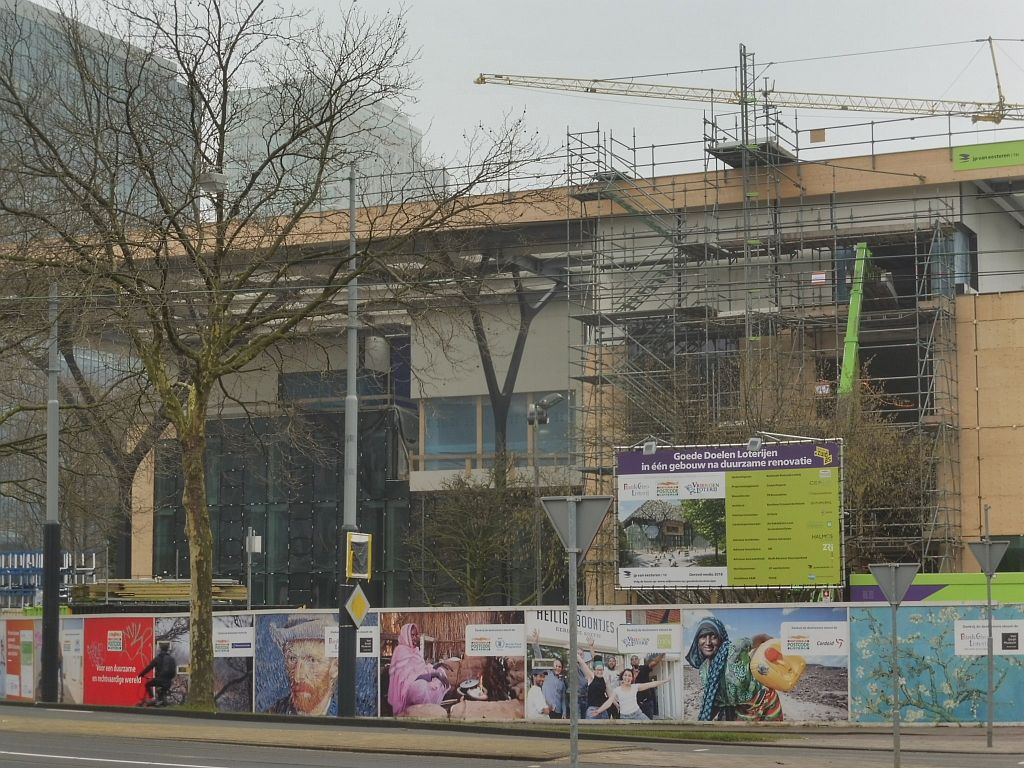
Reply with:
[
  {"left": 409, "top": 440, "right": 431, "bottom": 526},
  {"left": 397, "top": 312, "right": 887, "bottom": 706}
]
[
  {"left": 997, "top": 536, "right": 1024, "bottom": 572},
  {"left": 534, "top": 399, "right": 570, "bottom": 464},
  {"left": 423, "top": 396, "right": 477, "bottom": 469},
  {"left": 419, "top": 394, "right": 571, "bottom": 470},
  {"left": 279, "top": 369, "right": 386, "bottom": 408},
  {"left": 483, "top": 395, "right": 528, "bottom": 457}
]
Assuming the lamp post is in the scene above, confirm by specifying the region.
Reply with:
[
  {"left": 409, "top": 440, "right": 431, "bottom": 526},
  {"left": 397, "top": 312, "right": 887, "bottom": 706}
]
[
  {"left": 337, "top": 165, "right": 359, "bottom": 717},
  {"left": 527, "top": 392, "right": 564, "bottom": 605},
  {"left": 40, "top": 283, "right": 61, "bottom": 703}
]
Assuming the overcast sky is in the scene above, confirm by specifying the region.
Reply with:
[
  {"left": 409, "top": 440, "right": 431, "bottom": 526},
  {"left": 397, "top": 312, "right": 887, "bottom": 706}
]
[{"left": 308, "top": 0, "right": 1024, "bottom": 169}]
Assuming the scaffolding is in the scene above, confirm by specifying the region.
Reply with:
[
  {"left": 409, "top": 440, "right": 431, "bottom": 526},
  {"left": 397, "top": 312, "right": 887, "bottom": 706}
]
[{"left": 566, "top": 63, "right": 962, "bottom": 602}]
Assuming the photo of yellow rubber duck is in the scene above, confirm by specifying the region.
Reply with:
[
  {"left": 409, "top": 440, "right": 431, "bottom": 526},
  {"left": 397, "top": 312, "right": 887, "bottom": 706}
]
[{"left": 750, "top": 636, "right": 806, "bottom": 692}]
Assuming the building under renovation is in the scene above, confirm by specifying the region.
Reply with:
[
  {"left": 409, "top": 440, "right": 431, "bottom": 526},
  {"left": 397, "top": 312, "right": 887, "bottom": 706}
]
[
  {"left": 545, "top": 109, "right": 1024, "bottom": 601},
  {"left": 117, "top": 84, "right": 1024, "bottom": 607}
]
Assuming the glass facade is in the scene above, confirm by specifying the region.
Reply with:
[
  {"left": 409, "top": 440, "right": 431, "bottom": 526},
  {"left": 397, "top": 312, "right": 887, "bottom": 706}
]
[
  {"left": 420, "top": 393, "right": 570, "bottom": 470},
  {"left": 153, "top": 408, "right": 411, "bottom": 609}
]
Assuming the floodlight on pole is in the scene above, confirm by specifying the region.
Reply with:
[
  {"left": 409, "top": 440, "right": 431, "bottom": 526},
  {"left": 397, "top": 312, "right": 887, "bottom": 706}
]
[
  {"left": 755, "top": 430, "right": 822, "bottom": 443},
  {"left": 197, "top": 169, "right": 228, "bottom": 196},
  {"left": 536, "top": 392, "right": 565, "bottom": 410},
  {"left": 641, "top": 437, "right": 658, "bottom": 455}
]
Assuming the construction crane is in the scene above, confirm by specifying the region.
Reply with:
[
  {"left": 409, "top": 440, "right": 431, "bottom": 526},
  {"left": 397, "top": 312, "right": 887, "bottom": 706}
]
[{"left": 476, "top": 39, "right": 1024, "bottom": 123}]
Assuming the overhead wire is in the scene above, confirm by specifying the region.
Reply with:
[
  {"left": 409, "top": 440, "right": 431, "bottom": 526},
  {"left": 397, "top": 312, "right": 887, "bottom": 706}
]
[{"left": 602, "top": 39, "right": 1010, "bottom": 82}]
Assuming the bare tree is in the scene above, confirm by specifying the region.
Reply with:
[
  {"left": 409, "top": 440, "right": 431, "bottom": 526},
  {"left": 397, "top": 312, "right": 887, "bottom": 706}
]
[
  {"left": 0, "top": 0, "right": 540, "bottom": 708},
  {"left": 0, "top": 276, "right": 165, "bottom": 565},
  {"left": 406, "top": 467, "right": 564, "bottom": 606},
  {"left": 452, "top": 255, "right": 562, "bottom": 491},
  {"left": 587, "top": 331, "right": 935, "bottom": 600}
]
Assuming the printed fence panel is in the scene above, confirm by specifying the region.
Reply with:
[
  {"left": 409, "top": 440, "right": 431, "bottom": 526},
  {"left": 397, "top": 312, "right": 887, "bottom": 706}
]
[{"left": 850, "top": 604, "right": 1024, "bottom": 724}]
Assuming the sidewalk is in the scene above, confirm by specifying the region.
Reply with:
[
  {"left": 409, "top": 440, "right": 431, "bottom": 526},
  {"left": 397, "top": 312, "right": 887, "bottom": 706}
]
[{"left": 2, "top": 703, "right": 1022, "bottom": 763}]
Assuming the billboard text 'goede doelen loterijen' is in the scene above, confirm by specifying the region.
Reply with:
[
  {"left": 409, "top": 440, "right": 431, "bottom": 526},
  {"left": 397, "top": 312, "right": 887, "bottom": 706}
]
[{"left": 616, "top": 442, "right": 842, "bottom": 589}]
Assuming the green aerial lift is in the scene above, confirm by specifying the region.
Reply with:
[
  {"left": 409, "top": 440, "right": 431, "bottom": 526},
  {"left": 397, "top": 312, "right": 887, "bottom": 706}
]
[{"left": 837, "top": 241, "right": 872, "bottom": 399}]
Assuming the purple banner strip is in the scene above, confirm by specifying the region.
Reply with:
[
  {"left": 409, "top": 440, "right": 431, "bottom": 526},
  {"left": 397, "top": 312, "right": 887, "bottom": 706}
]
[
  {"left": 850, "top": 584, "right": 946, "bottom": 602},
  {"left": 617, "top": 441, "right": 842, "bottom": 475}
]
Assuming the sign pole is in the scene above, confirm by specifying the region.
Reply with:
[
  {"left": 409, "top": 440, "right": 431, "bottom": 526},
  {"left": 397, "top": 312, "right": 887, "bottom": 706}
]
[
  {"left": 890, "top": 599, "right": 900, "bottom": 768},
  {"left": 338, "top": 165, "right": 359, "bottom": 718},
  {"left": 984, "top": 504, "right": 994, "bottom": 749},
  {"left": 868, "top": 562, "right": 919, "bottom": 768},
  {"left": 985, "top": 558, "right": 994, "bottom": 747},
  {"left": 567, "top": 497, "right": 579, "bottom": 768},
  {"left": 539, "top": 494, "right": 611, "bottom": 768},
  {"left": 968, "top": 507, "right": 1009, "bottom": 749}
]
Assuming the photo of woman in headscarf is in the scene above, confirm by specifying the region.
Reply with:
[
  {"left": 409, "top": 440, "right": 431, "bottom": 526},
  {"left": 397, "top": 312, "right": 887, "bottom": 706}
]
[
  {"left": 685, "top": 616, "right": 783, "bottom": 722},
  {"left": 386, "top": 623, "right": 451, "bottom": 716}
]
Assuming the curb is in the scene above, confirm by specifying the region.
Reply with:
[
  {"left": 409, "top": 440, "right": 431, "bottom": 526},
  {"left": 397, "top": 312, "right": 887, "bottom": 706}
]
[{"left": 8, "top": 702, "right": 1021, "bottom": 757}]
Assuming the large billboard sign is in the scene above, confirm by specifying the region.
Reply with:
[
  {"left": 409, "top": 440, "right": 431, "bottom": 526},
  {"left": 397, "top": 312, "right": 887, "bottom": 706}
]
[{"left": 616, "top": 441, "right": 842, "bottom": 589}]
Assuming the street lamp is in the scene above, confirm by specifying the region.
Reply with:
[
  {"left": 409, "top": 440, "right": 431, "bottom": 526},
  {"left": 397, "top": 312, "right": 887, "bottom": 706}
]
[
  {"left": 528, "top": 392, "right": 564, "bottom": 604},
  {"left": 41, "top": 284, "right": 61, "bottom": 703},
  {"left": 338, "top": 165, "right": 359, "bottom": 717},
  {"left": 197, "top": 169, "right": 228, "bottom": 196}
]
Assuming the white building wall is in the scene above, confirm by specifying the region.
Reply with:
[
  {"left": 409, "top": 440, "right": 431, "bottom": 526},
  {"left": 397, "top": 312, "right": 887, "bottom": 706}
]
[
  {"left": 411, "top": 296, "right": 573, "bottom": 399},
  {"left": 961, "top": 187, "right": 1024, "bottom": 293}
]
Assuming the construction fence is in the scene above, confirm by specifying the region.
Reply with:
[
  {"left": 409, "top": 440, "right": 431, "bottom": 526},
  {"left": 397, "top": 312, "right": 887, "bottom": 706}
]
[{"left": 3, "top": 602, "right": 1022, "bottom": 724}]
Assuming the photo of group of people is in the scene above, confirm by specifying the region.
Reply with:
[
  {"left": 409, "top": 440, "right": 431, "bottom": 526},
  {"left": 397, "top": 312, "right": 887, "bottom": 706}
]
[{"left": 525, "top": 608, "right": 682, "bottom": 722}]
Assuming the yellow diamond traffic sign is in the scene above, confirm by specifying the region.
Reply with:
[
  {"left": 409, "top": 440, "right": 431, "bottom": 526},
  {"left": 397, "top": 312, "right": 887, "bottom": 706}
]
[{"left": 345, "top": 583, "right": 371, "bottom": 627}]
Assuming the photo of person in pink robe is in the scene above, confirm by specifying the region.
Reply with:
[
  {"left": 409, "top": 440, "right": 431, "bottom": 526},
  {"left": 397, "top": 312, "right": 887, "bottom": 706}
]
[{"left": 386, "top": 623, "right": 451, "bottom": 715}]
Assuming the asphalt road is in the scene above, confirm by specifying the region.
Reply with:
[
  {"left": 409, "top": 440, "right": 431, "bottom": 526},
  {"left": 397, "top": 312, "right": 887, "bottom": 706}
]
[
  {"left": 2, "top": 734, "right": 1023, "bottom": 768},
  {"left": 0, "top": 733, "right": 516, "bottom": 768},
  {"left": 1, "top": 706, "right": 1022, "bottom": 768}
]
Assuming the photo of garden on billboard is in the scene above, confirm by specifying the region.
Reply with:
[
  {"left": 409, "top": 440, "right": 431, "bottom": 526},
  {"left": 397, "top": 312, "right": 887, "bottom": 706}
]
[{"left": 616, "top": 441, "right": 843, "bottom": 589}]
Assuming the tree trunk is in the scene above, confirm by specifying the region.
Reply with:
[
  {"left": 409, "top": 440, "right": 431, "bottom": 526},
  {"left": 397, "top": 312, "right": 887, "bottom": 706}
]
[
  {"left": 178, "top": 392, "right": 214, "bottom": 711},
  {"left": 113, "top": 465, "right": 136, "bottom": 578},
  {"left": 491, "top": 398, "right": 510, "bottom": 492}
]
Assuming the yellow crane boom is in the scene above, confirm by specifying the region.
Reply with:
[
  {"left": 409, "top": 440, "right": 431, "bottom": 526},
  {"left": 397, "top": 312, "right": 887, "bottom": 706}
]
[{"left": 474, "top": 72, "right": 1024, "bottom": 124}]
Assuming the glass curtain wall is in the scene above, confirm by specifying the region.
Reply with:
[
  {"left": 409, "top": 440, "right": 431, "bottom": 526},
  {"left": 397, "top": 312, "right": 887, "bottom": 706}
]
[{"left": 153, "top": 408, "right": 410, "bottom": 608}]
